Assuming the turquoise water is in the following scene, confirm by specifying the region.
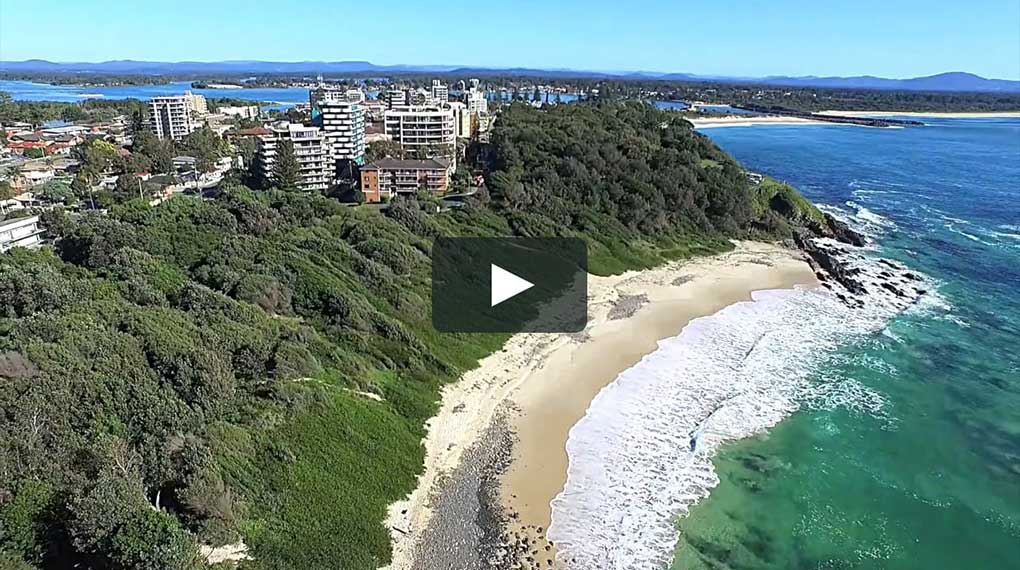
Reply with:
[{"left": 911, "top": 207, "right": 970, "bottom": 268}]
[{"left": 671, "top": 119, "right": 1020, "bottom": 569}]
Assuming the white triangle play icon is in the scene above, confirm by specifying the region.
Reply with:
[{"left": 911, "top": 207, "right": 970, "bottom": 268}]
[{"left": 491, "top": 264, "right": 534, "bottom": 307}]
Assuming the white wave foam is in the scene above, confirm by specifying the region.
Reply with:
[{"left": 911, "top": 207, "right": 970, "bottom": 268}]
[
  {"left": 847, "top": 201, "right": 896, "bottom": 233},
  {"left": 945, "top": 224, "right": 994, "bottom": 245},
  {"left": 548, "top": 250, "right": 930, "bottom": 569}
]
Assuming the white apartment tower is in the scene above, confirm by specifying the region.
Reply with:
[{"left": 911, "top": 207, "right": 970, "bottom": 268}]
[
  {"left": 311, "top": 89, "right": 367, "bottom": 166},
  {"left": 383, "top": 105, "right": 456, "bottom": 162},
  {"left": 148, "top": 95, "right": 196, "bottom": 140},
  {"left": 256, "top": 123, "right": 332, "bottom": 191},
  {"left": 431, "top": 80, "right": 449, "bottom": 104},
  {"left": 345, "top": 89, "right": 366, "bottom": 103},
  {"left": 184, "top": 90, "right": 208, "bottom": 115},
  {"left": 467, "top": 88, "right": 488, "bottom": 115},
  {"left": 448, "top": 102, "right": 473, "bottom": 139},
  {"left": 384, "top": 89, "right": 407, "bottom": 109}
]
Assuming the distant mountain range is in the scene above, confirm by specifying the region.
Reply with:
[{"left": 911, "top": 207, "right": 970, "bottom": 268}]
[{"left": 1, "top": 60, "right": 1017, "bottom": 92}]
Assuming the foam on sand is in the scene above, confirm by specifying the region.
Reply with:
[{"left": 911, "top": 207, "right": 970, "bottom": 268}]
[{"left": 548, "top": 245, "right": 930, "bottom": 569}]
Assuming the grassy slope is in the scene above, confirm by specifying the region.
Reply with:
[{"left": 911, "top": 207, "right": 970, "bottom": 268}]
[{"left": 750, "top": 178, "right": 827, "bottom": 228}]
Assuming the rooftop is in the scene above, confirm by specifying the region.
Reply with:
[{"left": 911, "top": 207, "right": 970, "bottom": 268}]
[
  {"left": 0, "top": 215, "right": 40, "bottom": 231},
  {"left": 234, "top": 127, "right": 273, "bottom": 137},
  {"left": 363, "top": 157, "right": 451, "bottom": 171}
]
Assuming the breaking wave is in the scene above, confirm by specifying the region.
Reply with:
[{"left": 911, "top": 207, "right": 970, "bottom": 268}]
[{"left": 548, "top": 247, "right": 933, "bottom": 569}]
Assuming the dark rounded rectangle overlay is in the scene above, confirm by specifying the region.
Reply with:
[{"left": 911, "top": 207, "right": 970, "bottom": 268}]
[{"left": 432, "top": 237, "right": 588, "bottom": 333}]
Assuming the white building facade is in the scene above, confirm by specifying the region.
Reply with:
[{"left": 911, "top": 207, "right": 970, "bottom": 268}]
[
  {"left": 467, "top": 88, "right": 488, "bottom": 115},
  {"left": 0, "top": 216, "right": 44, "bottom": 253},
  {"left": 448, "top": 102, "right": 473, "bottom": 139},
  {"left": 431, "top": 80, "right": 449, "bottom": 104},
  {"left": 149, "top": 96, "right": 196, "bottom": 140},
  {"left": 383, "top": 106, "right": 456, "bottom": 160},
  {"left": 384, "top": 89, "right": 407, "bottom": 109},
  {"left": 219, "top": 106, "right": 260, "bottom": 119},
  {"left": 311, "top": 89, "right": 367, "bottom": 166},
  {"left": 256, "top": 123, "right": 332, "bottom": 191},
  {"left": 184, "top": 91, "right": 208, "bottom": 115}
]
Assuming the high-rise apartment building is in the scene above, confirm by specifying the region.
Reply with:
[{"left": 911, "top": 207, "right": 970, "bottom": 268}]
[
  {"left": 255, "top": 123, "right": 332, "bottom": 191},
  {"left": 311, "top": 89, "right": 366, "bottom": 166},
  {"left": 184, "top": 90, "right": 208, "bottom": 115},
  {"left": 407, "top": 88, "right": 431, "bottom": 106},
  {"left": 384, "top": 89, "right": 407, "bottom": 109},
  {"left": 467, "top": 88, "right": 488, "bottom": 115},
  {"left": 448, "top": 102, "right": 473, "bottom": 139},
  {"left": 431, "top": 80, "right": 449, "bottom": 104},
  {"left": 148, "top": 96, "right": 197, "bottom": 140},
  {"left": 345, "top": 89, "right": 366, "bottom": 103},
  {"left": 383, "top": 106, "right": 456, "bottom": 161}
]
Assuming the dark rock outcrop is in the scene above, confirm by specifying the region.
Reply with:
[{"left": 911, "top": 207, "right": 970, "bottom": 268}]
[
  {"left": 794, "top": 230, "right": 866, "bottom": 296},
  {"left": 806, "top": 213, "right": 867, "bottom": 247}
]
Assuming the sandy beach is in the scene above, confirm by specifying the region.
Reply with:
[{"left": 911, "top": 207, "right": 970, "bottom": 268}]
[
  {"left": 687, "top": 115, "right": 830, "bottom": 128},
  {"left": 381, "top": 241, "right": 817, "bottom": 570},
  {"left": 817, "top": 110, "right": 1020, "bottom": 118}
]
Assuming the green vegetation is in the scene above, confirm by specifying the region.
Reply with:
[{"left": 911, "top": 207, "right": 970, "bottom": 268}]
[
  {"left": 749, "top": 177, "right": 827, "bottom": 233},
  {"left": 0, "top": 91, "right": 144, "bottom": 126},
  {"left": 486, "top": 102, "right": 766, "bottom": 273},
  {"left": 270, "top": 140, "right": 301, "bottom": 190},
  {"left": 0, "top": 101, "right": 815, "bottom": 569}
]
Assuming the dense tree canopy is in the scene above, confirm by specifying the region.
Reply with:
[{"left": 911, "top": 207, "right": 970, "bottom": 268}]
[
  {"left": 270, "top": 140, "right": 301, "bottom": 190},
  {"left": 0, "top": 92, "right": 144, "bottom": 126},
  {"left": 485, "top": 102, "right": 770, "bottom": 272}
]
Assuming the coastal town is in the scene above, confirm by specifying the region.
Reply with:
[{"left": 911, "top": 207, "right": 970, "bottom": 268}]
[
  {"left": 4, "top": 61, "right": 1010, "bottom": 255},
  {"left": 0, "top": 76, "right": 512, "bottom": 251}
]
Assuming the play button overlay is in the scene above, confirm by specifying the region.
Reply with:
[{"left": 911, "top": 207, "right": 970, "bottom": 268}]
[
  {"left": 491, "top": 264, "right": 534, "bottom": 307},
  {"left": 433, "top": 237, "right": 587, "bottom": 333}
]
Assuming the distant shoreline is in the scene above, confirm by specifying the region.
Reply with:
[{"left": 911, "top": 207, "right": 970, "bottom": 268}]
[
  {"left": 688, "top": 116, "right": 832, "bottom": 128},
  {"left": 818, "top": 110, "right": 1020, "bottom": 118}
]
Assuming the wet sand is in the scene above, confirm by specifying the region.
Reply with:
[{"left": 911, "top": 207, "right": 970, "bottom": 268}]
[
  {"left": 380, "top": 241, "right": 818, "bottom": 570},
  {"left": 499, "top": 243, "right": 818, "bottom": 565}
]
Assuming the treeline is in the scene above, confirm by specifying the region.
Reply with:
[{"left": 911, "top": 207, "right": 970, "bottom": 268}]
[
  {"left": 609, "top": 80, "right": 1020, "bottom": 113},
  {"left": 0, "top": 92, "right": 145, "bottom": 127},
  {"left": 485, "top": 101, "right": 801, "bottom": 272},
  {"left": 0, "top": 74, "right": 204, "bottom": 87},
  {"left": 0, "top": 102, "right": 816, "bottom": 570}
]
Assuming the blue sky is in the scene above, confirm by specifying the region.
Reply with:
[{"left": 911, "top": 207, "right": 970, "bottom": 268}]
[{"left": 1, "top": 0, "right": 1018, "bottom": 79}]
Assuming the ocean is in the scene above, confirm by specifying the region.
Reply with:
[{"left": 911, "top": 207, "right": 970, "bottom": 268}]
[{"left": 548, "top": 118, "right": 1020, "bottom": 569}]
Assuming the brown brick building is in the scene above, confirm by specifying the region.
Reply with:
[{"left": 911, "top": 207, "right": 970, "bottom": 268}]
[{"left": 360, "top": 158, "right": 453, "bottom": 203}]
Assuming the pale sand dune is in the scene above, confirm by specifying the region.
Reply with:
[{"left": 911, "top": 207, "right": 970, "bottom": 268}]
[
  {"left": 687, "top": 116, "right": 829, "bottom": 128},
  {"left": 380, "top": 241, "right": 817, "bottom": 569},
  {"left": 817, "top": 110, "right": 1020, "bottom": 118}
]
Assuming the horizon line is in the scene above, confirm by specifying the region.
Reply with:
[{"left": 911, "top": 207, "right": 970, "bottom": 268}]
[{"left": 1, "top": 59, "right": 1018, "bottom": 83}]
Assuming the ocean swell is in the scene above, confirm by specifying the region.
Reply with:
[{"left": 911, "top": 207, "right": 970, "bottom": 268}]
[{"left": 548, "top": 245, "right": 930, "bottom": 569}]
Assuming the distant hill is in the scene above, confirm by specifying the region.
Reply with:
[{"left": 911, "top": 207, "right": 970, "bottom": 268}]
[
  {"left": 0, "top": 59, "right": 459, "bottom": 75},
  {"left": 1, "top": 60, "right": 1017, "bottom": 92},
  {"left": 756, "top": 72, "right": 1019, "bottom": 92}
]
